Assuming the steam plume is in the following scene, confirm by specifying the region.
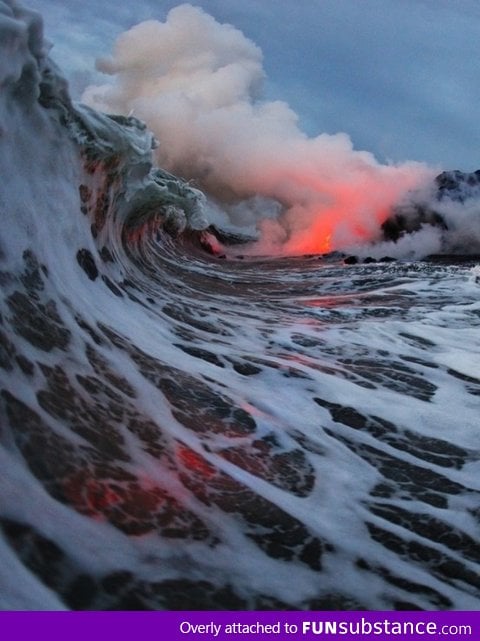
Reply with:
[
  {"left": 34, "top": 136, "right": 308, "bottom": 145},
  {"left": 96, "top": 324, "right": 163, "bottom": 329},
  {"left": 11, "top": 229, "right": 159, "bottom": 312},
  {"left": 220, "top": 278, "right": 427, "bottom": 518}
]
[{"left": 82, "top": 4, "right": 434, "bottom": 254}]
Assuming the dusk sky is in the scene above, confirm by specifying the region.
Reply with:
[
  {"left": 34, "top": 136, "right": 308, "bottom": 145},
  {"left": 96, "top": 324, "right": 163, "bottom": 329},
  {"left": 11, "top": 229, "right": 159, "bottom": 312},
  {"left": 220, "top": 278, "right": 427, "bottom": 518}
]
[{"left": 28, "top": 0, "right": 480, "bottom": 171}]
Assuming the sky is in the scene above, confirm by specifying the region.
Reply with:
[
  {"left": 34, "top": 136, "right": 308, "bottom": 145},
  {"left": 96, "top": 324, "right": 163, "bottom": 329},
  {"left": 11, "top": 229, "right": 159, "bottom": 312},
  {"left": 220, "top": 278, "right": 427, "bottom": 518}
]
[{"left": 27, "top": 0, "right": 480, "bottom": 171}]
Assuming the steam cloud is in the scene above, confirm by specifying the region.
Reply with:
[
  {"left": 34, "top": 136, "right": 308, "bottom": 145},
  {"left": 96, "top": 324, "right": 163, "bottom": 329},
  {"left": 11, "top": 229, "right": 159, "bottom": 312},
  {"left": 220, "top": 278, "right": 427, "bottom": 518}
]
[{"left": 82, "top": 4, "right": 436, "bottom": 255}]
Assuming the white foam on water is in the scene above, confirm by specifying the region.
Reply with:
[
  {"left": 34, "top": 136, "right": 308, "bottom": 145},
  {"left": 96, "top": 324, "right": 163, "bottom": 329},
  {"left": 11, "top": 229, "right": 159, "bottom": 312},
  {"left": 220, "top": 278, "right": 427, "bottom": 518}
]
[{"left": 1, "top": 0, "right": 480, "bottom": 612}]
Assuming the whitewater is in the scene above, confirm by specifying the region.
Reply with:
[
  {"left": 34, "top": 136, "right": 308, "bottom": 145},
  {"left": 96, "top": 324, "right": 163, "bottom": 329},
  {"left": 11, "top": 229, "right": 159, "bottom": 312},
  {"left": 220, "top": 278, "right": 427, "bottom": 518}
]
[{"left": 1, "top": 1, "right": 480, "bottom": 611}]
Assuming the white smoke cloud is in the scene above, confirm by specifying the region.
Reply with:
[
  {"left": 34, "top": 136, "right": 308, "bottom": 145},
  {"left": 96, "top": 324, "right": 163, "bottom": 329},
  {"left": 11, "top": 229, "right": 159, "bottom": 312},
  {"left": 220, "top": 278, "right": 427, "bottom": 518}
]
[
  {"left": 435, "top": 198, "right": 480, "bottom": 253},
  {"left": 82, "top": 3, "right": 436, "bottom": 255}
]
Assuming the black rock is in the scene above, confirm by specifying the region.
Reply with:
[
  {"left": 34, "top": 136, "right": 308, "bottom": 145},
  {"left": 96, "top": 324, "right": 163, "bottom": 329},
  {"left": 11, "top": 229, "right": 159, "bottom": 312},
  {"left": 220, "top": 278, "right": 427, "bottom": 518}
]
[
  {"left": 435, "top": 169, "right": 480, "bottom": 202},
  {"left": 382, "top": 169, "right": 480, "bottom": 243},
  {"left": 381, "top": 206, "right": 447, "bottom": 242}
]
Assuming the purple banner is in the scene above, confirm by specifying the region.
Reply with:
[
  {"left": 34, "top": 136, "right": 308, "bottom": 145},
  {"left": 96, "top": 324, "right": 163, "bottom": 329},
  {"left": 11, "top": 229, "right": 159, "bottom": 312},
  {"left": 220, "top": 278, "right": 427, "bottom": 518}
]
[{"left": 1, "top": 611, "right": 479, "bottom": 641}]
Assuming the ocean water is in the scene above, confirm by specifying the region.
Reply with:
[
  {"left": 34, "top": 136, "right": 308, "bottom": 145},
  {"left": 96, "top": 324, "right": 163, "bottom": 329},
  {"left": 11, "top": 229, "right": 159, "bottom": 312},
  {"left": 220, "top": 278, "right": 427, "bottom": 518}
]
[{"left": 1, "top": 2, "right": 480, "bottom": 611}]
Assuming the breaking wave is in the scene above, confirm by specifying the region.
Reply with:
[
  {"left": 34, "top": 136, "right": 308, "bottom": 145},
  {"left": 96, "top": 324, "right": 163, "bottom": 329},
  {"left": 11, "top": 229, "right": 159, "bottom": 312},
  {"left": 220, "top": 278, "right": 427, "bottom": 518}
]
[{"left": 1, "top": 1, "right": 480, "bottom": 611}]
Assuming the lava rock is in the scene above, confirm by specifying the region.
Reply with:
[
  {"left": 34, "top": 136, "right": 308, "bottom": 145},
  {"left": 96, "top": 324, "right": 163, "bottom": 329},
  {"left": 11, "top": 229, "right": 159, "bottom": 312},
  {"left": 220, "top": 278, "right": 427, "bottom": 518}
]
[
  {"left": 435, "top": 169, "right": 480, "bottom": 202},
  {"left": 381, "top": 169, "right": 480, "bottom": 242}
]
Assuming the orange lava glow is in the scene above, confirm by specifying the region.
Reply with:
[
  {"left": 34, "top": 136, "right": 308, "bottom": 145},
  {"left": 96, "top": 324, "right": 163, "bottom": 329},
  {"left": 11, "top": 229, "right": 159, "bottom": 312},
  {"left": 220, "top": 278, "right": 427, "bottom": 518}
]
[
  {"left": 177, "top": 444, "right": 216, "bottom": 479},
  {"left": 285, "top": 183, "right": 394, "bottom": 255},
  {"left": 258, "top": 163, "right": 434, "bottom": 256},
  {"left": 62, "top": 471, "right": 122, "bottom": 517}
]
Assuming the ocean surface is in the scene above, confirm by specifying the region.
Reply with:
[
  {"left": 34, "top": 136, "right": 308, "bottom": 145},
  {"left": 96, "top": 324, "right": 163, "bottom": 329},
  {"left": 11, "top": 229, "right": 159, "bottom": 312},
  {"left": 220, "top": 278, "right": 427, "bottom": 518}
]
[{"left": 1, "top": 1, "right": 480, "bottom": 611}]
